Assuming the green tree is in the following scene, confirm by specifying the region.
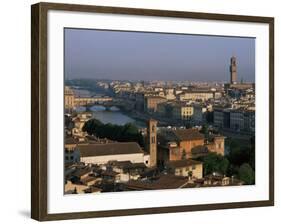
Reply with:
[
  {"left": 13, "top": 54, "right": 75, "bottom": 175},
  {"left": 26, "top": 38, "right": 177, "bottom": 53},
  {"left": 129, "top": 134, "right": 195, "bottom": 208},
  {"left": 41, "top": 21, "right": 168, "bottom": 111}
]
[
  {"left": 200, "top": 153, "right": 229, "bottom": 176},
  {"left": 225, "top": 137, "right": 255, "bottom": 177},
  {"left": 82, "top": 119, "right": 144, "bottom": 146},
  {"left": 249, "top": 136, "right": 255, "bottom": 170},
  {"left": 218, "top": 157, "right": 229, "bottom": 175},
  {"left": 200, "top": 124, "right": 209, "bottom": 138},
  {"left": 82, "top": 118, "right": 103, "bottom": 135},
  {"left": 228, "top": 146, "right": 250, "bottom": 166},
  {"left": 238, "top": 163, "right": 255, "bottom": 185}
]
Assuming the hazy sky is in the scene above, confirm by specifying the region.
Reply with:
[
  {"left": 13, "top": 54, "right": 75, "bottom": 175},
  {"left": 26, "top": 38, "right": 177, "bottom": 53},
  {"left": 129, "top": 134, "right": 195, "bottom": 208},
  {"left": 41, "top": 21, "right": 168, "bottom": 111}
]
[{"left": 64, "top": 28, "right": 255, "bottom": 82}]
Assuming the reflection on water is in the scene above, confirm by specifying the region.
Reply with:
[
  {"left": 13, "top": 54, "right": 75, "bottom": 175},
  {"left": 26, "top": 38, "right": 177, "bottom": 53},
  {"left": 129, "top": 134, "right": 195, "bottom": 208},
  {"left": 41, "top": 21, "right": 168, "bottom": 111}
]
[
  {"left": 92, "top": 111, "right": 136, "bottom": 126},
  {"left": 90, "top": 105, "right": 106, "bottom": 112},
  {"left": 75, "top": 105, "right": 145, "bottom": 127},
  {"left": 75, "top": 106, "right": 86, "bottom": 112}
]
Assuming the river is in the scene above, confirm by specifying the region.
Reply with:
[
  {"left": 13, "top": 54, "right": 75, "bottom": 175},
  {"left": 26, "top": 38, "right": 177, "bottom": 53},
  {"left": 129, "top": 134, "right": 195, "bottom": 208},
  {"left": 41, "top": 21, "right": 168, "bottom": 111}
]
[
  {"left": 72, "top": 88, "right": 146, "bottom": 127},
  {"left": 75, "top": 105, "right": 146, "bottom": 128}
]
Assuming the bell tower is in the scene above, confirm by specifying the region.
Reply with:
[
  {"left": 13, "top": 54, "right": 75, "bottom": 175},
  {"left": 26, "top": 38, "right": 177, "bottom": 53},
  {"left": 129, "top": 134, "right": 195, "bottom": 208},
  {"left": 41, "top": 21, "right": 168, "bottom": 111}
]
[
  {"left": 230, "top": 56, "right": 237, "bottom": 84},
  {"left": 213, "top": 136, "right": 225, "bottom": 156},
  {"left": 147, "top": 119, "right": 157, "bottom": 167}
]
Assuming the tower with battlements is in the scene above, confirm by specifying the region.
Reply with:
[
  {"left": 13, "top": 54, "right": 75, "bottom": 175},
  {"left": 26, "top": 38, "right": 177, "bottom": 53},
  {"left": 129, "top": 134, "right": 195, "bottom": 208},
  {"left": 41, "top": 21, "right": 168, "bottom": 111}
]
[{"left": 230, "top": 56, "right": 237, "bottom": 84}]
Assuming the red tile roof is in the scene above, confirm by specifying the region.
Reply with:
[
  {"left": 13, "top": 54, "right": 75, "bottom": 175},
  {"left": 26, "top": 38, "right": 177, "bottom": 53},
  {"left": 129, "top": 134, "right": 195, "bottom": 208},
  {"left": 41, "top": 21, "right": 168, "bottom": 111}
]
[{"left": 173, "top": 129, "right": 204, "bottom": 141}]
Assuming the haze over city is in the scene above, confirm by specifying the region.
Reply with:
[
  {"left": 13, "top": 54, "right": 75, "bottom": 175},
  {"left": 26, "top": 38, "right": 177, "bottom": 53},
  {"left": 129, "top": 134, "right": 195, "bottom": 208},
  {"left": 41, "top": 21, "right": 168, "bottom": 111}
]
[{"left": 65, "top": 28, "right": 255, "bottom": 82}]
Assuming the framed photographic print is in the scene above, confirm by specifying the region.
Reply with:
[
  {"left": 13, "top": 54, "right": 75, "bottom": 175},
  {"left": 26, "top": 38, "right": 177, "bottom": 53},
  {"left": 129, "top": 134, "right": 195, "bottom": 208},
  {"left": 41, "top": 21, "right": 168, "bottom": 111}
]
[{"left": 31, "top": 2, "right": 274, "bottom": 221}]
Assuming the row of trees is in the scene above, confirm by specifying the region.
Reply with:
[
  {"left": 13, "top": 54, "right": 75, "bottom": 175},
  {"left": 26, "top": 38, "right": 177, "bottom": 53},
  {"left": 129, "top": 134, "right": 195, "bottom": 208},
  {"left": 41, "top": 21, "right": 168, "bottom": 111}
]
[
  {"left": 198, "top": 152, "right": 255, "bottom": 185},
  {"left": 82, "top": 119, "right": 144, "bottom": 146},
  {"left": 226, "top": 137, "right": 255, "bottom": 184},
  {"left": 197, "top": 136, "right": 255, "bottom": 185}
]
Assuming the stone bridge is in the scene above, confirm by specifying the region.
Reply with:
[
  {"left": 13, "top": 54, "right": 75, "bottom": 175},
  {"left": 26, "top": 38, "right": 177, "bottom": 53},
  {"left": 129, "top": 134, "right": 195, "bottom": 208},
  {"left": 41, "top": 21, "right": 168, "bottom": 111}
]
[{"left": 74, "top": 97, "right": 131, "bottom": 110}]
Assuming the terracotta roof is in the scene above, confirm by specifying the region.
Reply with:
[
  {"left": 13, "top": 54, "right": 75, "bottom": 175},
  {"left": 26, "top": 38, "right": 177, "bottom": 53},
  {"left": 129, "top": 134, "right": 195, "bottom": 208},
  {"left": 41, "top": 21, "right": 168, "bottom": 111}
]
[
  {"left": 166, "top": 159, "right": 202, "bottom": 169},
  {"left": 146, "top": 96, "right": 166, "bottom": 99},
  {"left": 101, "top": 170, "right": 118, "bottom": 177},
  {"left": 184, "top": 90, "right": 214, "bottom": 93},
  {"left": 191, "top": 145, "right": 208, "bottom": 154},
  {"left": 84, "top": 186, "right": 101, "bottom": 193},
  {"left": 129, "top": 163, "right": 147, "bottom": 169},
  {"left": 173, "top": 129, "right": 204, "bottom": 141},
  {"left": 108, "top": 160, "right": 146, "bottom": 169},
  {"left": 81, "top": 176, "right": 96, "bottom": 184},
  {"left": 125, "top": 174, "right": 188, "bottom": 190},
  {"left": 108, "top": 160, "right": 133, "bottom": 168},
  {"left": 78, "top": 142, "right": 144, "bottom": 157},
  {"left": 208, "top": 134, "right": 226, "bottom": 142},
  {"left": 140, "top": 168, "right": 158, "bottom": 178}
]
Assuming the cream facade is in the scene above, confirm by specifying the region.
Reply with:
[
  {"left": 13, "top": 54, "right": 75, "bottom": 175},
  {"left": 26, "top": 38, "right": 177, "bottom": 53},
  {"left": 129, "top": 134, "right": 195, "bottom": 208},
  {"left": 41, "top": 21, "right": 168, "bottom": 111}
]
[
  {"left": 167, "top": 160, "right": 203, "bottom": 179},
  {"left": 165, "top": 88, "right": 176, "bottom": 100},
  {"left": 64, "top": 86, "right": 112, "bottom": 109},
  {"left": 72, "top": 112, "right": 92, "bottom": 137},
  {"left": 172, "top": 105, "right": 194, "bottom": 120},
  {"left": 80, "top": 153, "right": 149, "bottom": 165},
  {"left": 174, "top": 163, "right": 203, "bottom": 179},
  {"left": 179, "top": 91, "right": 214, "bottom": 101},
  {"left": 65, "top": 86, "right": 75, "bottom": 110}
]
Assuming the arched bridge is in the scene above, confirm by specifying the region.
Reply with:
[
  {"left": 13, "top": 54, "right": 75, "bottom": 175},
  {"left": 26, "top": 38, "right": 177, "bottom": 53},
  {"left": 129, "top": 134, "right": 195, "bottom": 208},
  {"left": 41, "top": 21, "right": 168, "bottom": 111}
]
[{"left": 74, "top": 97, "right": 133, "bottom": 110}]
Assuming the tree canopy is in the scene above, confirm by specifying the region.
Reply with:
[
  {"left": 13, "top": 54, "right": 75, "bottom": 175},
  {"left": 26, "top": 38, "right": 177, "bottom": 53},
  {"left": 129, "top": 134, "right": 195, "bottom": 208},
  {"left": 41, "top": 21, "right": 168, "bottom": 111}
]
[
  {"left": 225, "top": 137, "right": 255, "bottom": 181},
  {"left": 238, "top": 163, "right": 255, "bottom": 185},
  {"left": 83, "top": 119, "right": 144, "bottom": 146},
  {"left": 199, "top": 152, "right": 229, "bottom": 176},
  {"left": 199, "top": 124, "right": 209, "bottom": 139}
]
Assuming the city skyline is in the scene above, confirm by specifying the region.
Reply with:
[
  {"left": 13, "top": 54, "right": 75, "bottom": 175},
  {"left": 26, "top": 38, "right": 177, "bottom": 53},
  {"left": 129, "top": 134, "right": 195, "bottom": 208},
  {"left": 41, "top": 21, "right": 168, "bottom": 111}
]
[
  {"left": 64, "top": 30, "right": 256, "bottom": 194},
  {"left": 65, "top": 28, "right": 255, "bottom": 82}
]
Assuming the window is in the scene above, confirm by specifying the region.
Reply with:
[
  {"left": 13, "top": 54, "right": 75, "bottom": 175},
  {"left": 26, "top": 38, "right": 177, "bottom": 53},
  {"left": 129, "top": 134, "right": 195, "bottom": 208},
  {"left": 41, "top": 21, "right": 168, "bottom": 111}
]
[
  {"left": 152, "top": 136, "right": 155, "bottom": 144},
  {"left": 192, "top": 165, "right": 196, "bottom": 170}
]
